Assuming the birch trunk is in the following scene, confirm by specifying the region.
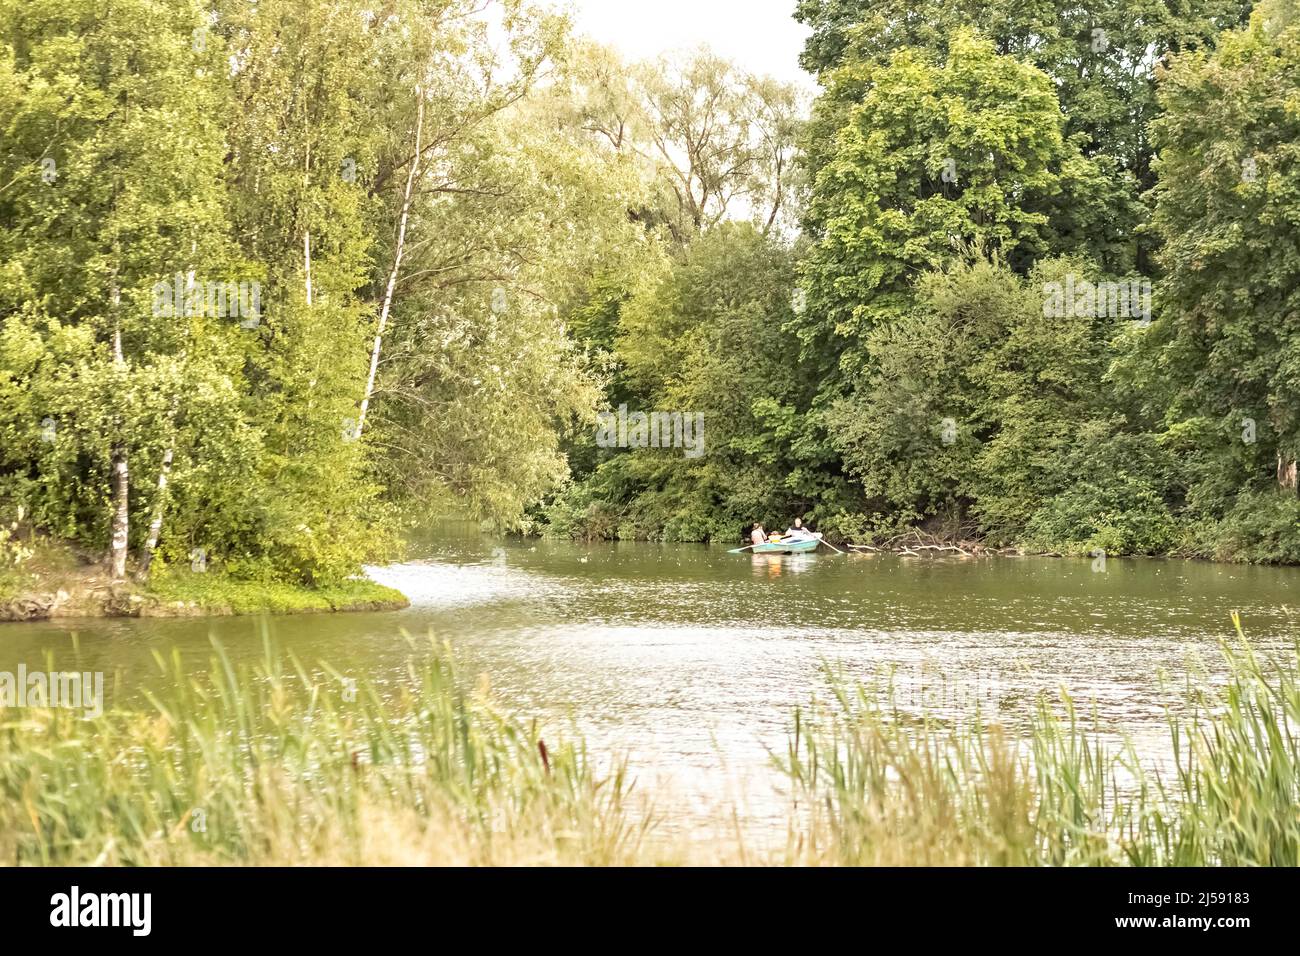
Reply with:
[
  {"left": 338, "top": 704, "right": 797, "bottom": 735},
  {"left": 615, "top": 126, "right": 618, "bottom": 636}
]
[
  {"left": 304, "top": 142, "right": 314, "bottom": 307},
  {"left": 137, "top": 255, "right": 196, "bottom": 578},
  {"left": 109, "top": 449, "right": 130, "bottom": 579},
  {"left": 138, "top": 445, "right": 174, "bottom": 575},
  {"left": 304, "top": 230, "right": 313, "bottom": 307},
  {"left": 356, "top": 84, "right": 425, "bottom": 440},
  {"left": 109, "top": 266, "right": 129, "bottom": 580}
]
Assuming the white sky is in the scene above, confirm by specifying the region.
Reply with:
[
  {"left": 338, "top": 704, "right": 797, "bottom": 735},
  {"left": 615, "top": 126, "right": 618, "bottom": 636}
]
[{"left": 568, "top": 0, "right": 815, "bottom": 90}]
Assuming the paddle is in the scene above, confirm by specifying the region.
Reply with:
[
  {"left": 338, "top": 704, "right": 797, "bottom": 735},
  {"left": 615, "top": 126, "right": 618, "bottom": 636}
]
[{"left": 728, "top": 543, "right": 761, "bottom": 553}]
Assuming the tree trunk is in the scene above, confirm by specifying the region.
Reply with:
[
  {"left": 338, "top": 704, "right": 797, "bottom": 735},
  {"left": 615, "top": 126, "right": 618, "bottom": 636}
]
[
  {"left": 303, "top": 230, "right": 313, "bottom": 307},
  {"left": 1278, "top": 453, "right": 1298, "bottom": 493},
  {"left": 109, "top": 264, "right": 129, "bottom": 580},
  {"left": 356, "top": 83, "right": 425, "bottom": 441},
  {"left": 110, "top": 449, "right": 130, "bottom": 579},
  {"left": 138, "top": 444, "right": 174, "bottom": 575},
  {"left": 304, "top": 140, "right": 314, "bottom": 306}
]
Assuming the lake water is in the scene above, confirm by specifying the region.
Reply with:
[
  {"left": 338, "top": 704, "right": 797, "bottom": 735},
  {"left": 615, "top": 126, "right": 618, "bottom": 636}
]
[{"left": 1, "top": 536, "right": 1297, "bottom": 837}]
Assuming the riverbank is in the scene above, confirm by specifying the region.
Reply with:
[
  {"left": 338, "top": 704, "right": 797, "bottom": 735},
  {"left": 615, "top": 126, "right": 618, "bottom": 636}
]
[
  {"left": 546, "top": 494, "right": 1300, "bottom": 566},
  {"left": 0, "top": 543, "right": 408, "bottom": 622}
]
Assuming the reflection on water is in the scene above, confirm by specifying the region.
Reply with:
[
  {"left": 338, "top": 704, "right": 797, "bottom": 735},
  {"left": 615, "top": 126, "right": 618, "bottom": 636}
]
[
  {"left": 1, "top": 537, "right": 1297, "bottom": 836},
  {"left": 750, "top": 553, "right": 819, "bottom": 578}
]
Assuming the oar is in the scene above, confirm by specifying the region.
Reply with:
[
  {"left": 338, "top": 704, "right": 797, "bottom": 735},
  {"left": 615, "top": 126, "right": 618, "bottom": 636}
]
[
  {"left": 728, "top": 543, "right": 761, "bottom": 554},
  {"left": 819, "top": 538, "right": 847, "bottom": 555}
]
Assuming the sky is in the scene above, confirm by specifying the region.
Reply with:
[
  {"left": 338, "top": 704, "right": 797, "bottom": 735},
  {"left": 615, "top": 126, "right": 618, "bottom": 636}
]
[{"left": 568, "top": 0, "right": 815, "bottom": 90}]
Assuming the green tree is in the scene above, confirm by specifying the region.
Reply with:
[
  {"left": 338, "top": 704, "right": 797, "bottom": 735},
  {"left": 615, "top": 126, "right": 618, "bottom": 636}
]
[
  {"left": 549, "top": 225, "right": 849, "bottom": 542},
  {"left": 1145, "top": 3, "right": 1300, "bottom": 554},
  {"left": 0, "top": 0, "right": 240, "bottom": 578},
  {"left": 794, "top": 0, "right": 1250, "bottom": 273},
  {"left": 797, "top": 33, "right": 1117, "bottom": 383},
  {"left": 555, "top": 42, "right": 805, "bottom": 244}
]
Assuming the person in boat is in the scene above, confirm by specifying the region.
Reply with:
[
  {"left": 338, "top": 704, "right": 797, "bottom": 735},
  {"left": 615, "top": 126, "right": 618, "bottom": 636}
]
[
  {"left": 750, "top": 522, "right": 768, "bottom": 546},
  {"left": 784, "top": 518, "right": 813, "bottom": 541}
]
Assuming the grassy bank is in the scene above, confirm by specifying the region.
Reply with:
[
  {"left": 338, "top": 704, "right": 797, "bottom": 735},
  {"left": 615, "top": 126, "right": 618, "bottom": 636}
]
[
  {"left": 0, "top": 618, "right": 1296, "bottom": 866},
  {"left": 142, "top": 571, "right": 409, "bottom": 617},
  {"left": 0, "top": 540, "right": 408, "bottom": 621}
]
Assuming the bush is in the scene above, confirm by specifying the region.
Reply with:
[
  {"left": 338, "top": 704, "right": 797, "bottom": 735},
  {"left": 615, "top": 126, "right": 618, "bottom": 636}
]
[
  {"left": 1015, "top": 427, "right": 1178, "bottom": 555},
  {"left": 1195, "top": 490, "right": 1300, "bottom": 564}
]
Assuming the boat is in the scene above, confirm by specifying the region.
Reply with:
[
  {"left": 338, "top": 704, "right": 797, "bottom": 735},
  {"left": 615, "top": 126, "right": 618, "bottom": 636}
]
[{"left": 729, "top": 534, "right": 823, "bottom": 555}]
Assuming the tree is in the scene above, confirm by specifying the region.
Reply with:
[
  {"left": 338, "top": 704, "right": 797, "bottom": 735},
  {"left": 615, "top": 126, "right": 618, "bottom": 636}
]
[
  {"left": 549, "top": 225, "right": 851, "bottom": 542},
  {"left": 0, "top": 0, "right": 235, "bottom": 578},
  {"left": 794, "top": 0, "right": 1252, "bottom": 273},
  {"left": 357, "top": 20, "right": 635, "bottom": 528},
  {"left": 557, "top": 42, "right": 805, "bottom": 243},
  {"left": 797, "top": 33, "right": 1117, "bottom": 383},
  {"left": 826, "top": 253, "right": 1177, "bottom": 553},
  {"left": 1148, "top": 4, "right": 1300, "bottom": 509}
]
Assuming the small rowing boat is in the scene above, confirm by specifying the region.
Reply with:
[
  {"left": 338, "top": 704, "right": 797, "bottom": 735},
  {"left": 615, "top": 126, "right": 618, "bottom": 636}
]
[{"left": 729, "top": 534, "right": 823, "bottom": 555}]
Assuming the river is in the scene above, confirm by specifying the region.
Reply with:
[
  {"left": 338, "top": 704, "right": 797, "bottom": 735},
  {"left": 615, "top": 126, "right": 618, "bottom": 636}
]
[{"left": 1, "top": 535, "right": 1297, "bottom": 838}]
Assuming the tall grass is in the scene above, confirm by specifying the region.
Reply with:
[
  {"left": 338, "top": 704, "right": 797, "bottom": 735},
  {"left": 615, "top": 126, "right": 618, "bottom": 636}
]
[
  {"left": 0, "top": 618, "right": 1296, "bottom": 866},
  {"left": 0, "top": 636, "right": 652, "bottom": 865},
  {"left": 777, "top": 616, "right": 1300, "bottom": 866}
]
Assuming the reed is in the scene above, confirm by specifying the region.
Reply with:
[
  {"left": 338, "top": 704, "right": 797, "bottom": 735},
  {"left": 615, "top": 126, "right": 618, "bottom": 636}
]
[
  {"left": 776, "top": 616, "right": 1300, "bottom": 866},
  {"left": 0, "top": 634, "right": 654, "bottom": 866},
  {"left": 0, "top": 617, "right": 1295, "bottom": 866}
]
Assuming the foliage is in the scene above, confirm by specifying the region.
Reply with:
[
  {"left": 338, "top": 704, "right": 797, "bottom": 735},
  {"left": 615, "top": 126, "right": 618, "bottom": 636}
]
[
  {"left": 4, "top": 0, "right": 1300, "bottom": 571},
  {"left": 551, "top": 8, "right": 1300, "bottom": 563},
  {"left": 1145, "top": 9, "right": 1300, "bottom": 540},
  {"left": 794, "top": 0, "right": 1251, "bottom": 272},
  {"left": 796, "top": 33, "right": 1122, "bottom": 383},
  {"left": 554, "top": 41, "right": 805, "bottom": 244},
  {"left": 0, "top": 0, "right": 639, "bottom": 583},
  {"left": 1187, "top": 489, "right": 1300, "bottom": 564},
  {"left": 547, "top": 224, "right": 852, "bottom": 542}
]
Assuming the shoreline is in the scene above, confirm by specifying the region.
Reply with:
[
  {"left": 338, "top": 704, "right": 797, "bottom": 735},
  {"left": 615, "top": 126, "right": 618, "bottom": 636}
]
[{"left": 1, "top": 568, "right": 409, "bottom": 624}]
